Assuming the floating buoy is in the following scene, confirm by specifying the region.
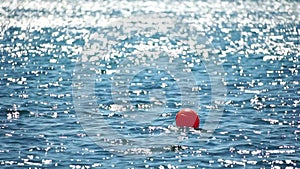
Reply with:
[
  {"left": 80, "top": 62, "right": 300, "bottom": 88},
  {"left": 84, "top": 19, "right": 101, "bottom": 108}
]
[{"left": 175, "top": 108, "right": 200, "bottom": 129}]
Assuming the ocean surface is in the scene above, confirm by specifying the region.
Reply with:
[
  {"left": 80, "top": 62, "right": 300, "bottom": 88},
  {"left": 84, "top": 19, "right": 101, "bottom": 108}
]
[{"left": 0, "top": 0, "right": 299, "bottom": 168}]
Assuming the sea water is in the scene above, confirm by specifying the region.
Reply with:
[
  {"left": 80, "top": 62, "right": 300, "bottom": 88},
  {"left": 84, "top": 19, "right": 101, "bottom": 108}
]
[{"left": 0, "top": 0, "right": 299, "bottom": 168}]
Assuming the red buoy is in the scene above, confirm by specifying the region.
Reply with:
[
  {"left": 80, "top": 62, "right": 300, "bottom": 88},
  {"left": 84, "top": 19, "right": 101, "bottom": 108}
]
[{"left": 175, "top": 108, "right": 200, "bottom": 129}]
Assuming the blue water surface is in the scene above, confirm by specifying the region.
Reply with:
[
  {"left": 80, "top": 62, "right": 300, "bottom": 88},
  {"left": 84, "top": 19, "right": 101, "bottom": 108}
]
[{"left": 0, "top": 0, "right": 299, "bottom": 168}]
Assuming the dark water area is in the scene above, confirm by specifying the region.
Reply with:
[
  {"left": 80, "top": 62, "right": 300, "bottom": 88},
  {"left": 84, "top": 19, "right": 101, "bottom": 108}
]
[{"left": 0, "top": 0, "right": 299, "bottom": 168}]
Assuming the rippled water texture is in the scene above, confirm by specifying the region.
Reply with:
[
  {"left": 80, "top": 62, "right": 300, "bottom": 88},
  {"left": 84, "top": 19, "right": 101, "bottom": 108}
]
[{"left": 0, "top": 0, "right": 299, "bottom": 168}]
